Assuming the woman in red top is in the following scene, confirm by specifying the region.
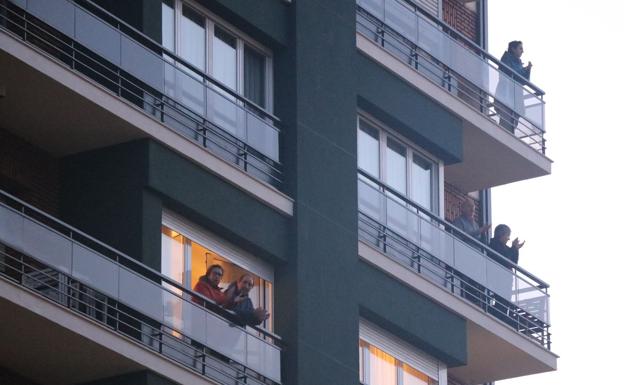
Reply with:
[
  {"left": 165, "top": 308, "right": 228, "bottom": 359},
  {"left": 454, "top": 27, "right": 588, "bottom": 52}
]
[{"left": 193, "top": 264, "right": 232, "bottom": 306}]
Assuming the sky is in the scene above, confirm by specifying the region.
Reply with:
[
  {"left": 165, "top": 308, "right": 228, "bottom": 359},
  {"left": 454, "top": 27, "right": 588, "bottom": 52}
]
[{"left": 488, "top": 1, "right": 624, "bottom": 384}]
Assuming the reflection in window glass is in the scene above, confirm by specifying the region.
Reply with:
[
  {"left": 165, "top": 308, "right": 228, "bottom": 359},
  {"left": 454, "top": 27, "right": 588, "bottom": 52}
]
[
  {"left": 244, "top": 45, "right": 266, "bottom": 107},
  {"left": 411, "top": 154, "right": 433, "bottom": 211},
  {"left": 358, "top": 121, "right": 380, "bottom": 179},
  {"left": 386, "top": 137, "right": 407, "bottom": 195},
  {"left": 213, "top": 27, "right": 237, "bottom": 90},
  {"left": 181, "top": 6, "right": 205, "bottom": 71},
  {"left": 161, "top": 0, "right": 175, "bottom": 52}
]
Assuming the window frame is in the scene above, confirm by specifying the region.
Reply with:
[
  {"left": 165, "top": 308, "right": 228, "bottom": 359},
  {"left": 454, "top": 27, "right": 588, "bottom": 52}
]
[
  {"left": 164, "top": 0, "right": 274, "bottom": 112},
  {"left": 161, "top": 209, "right": 274, "bottom": 330},
  {"left": 359, "top": 319, "right": 448, "bottom": 385},
  {"left": 357, "top": 114, "right": 443, "bottom": 215}
]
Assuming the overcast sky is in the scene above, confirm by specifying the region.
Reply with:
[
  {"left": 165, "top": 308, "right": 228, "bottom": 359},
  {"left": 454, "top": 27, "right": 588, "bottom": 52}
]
[{"left": 488, "top": 1, "right": 624, "bottom": 384}]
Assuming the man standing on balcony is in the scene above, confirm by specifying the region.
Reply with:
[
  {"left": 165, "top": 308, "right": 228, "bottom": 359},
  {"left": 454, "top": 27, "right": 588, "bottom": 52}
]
[
  {"left": 495, "top": 40, "right": 533, "bottom": 133},
  {"left": 453, "top": 200, "right": 490, "bottom": 242},
  {"left": 489, "top": 224, "right": 524, "bottom": 269}
]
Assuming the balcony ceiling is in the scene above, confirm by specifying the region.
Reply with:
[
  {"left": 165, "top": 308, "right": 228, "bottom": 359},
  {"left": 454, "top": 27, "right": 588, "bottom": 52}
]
[
  {"left": 0, "top": 47, "right": 145, "bottom": 156},
  {"left": 0, "top": 295, "right": 142, "bottom": 385}
]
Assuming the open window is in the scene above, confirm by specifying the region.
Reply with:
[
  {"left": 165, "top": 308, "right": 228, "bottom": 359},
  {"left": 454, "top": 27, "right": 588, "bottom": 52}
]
[{"left": 161, "top": 210, "right": 274, "bottom": 331}]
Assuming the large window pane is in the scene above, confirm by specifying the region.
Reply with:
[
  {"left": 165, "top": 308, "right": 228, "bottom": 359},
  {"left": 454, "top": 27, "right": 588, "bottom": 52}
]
[
  {"left": 181, "top": 5, "right": 205, "bottom": 71},
  {"left": 161, "top": 227, "right": 185, "bottom": 285},
  {"left": 213, "top": 27, "right": 237, "bottom": 90},
  {"left": 386, "top": 137, "right": 407, "bottom": 195},
  {"left": 162, "top": 0, "right": 175, "bottom": 52},
  {"left": 403, "top": 363, "right": 434, "bottom": 385},
  {"left": 244, "top": 45, "right": 267, "bottom": 108},
  {"left": 411, "top": 154, "right": 433, "bottom": 211},
  {"left": 358, "top": 120, "right": 380, "bottom": 178},
  {"left": 368, "top": 343, "right": 397, "bottom": 385}
]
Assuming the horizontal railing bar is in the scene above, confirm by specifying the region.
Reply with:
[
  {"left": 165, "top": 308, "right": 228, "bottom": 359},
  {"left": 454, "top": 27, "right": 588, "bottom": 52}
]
[
  {"left": 357, "top": 170, "right": 549, "bottom": 289},
  {"left": 0, "top": 188, "right": 281, "bottom": 343},
  {"left": 356, "top": 8, "right": 545, "bottom": 142},
  {"left": 0, "top": 2, "right": 283, "bottom": 183},
  {"left": 77, "top": 0, "right": 281, "bottom": 125},
  {"left": 0, "top": 251, "right": 273, "bottom": 385},
  {"left": 374, "top": 0, "right": 545, "bottom": 96},
  {"left": 358, "top": 214, "right": 550, "bottom": 346}
]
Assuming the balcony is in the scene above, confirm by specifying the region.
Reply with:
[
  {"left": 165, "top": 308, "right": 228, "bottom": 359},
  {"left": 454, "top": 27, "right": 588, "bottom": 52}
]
[
  {"left": 0, "top": 189, "right": 282, "bottom": 385},
  {"left": 356, "top": 0, "right": 552, "bottom": 191},
  {"left": 0, "top": 0, "right": 291, "bottom": 214},
  {"left": 357, "top": 172, "right": 556, "bottom": 382}
]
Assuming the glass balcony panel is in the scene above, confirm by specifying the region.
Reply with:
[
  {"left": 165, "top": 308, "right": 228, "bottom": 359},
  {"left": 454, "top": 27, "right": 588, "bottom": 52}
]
[
  {"left": 208, "top": 87, "right": 244, "bottom": 138},
  {"left": 385, "top": 0, "right": 417, "bottom": 39},
  {"left": 358, "top": 179, "right": 385, "bottom": 223},
  {"left": 515, "top": 276, "right": 549, "bottom": 323},
  {"left": 9, "top": 0, "right": 27, "bottom": 9},
  {"left": 22, "top": 219, "right": 71, "bottom": 274},
  {"left": 406, "top": 206, "right": 420, "bottom": 246},
  {"left": 75, "top": 8, "right": 121, "bottom": 66},
  {"left": 28, "top": 0, "right": 75, "bottom": 38},
  {"left": 453, "top": 239, "right": 487, "bottom": 286},
  {"left": 448, "top": 38, "right": 488, "bottom": 91},
  {"left": 71, "top": 243, "right": 119, "bottom": 298},
  {"left": 247, "top": 334, "right": 281, "bottom": 382},
  {"left": 121, "top": 36, "right": 165, "bottom": 92},
  {"left": 386, "top": 195, "right": 408, "bottom": 237},
  {"left": 359, "top": 0, "right": 384, "bottom": 19},
  {"left": 0, "top": 205, "right": 24, "bottom": 251},
  {"left": 485, "top": 258, "right": 514, "bottom": 302},
  {"left": 420, "top": 255, "right": 448, "bottom": 287},
  {"left": 419, "top": 217, "right": 454, "bottom": 265},
  {"left": 417, "top": 16, "right": 450, "bottom": 65},
  {"left": 493, "top": 72, "right": 516, "bottom": 111},
  {"left": 247, "top": 113, "right": 279, "bottom": 161},
  {"left": 522, "top": 90, "right": 544, "bottom": 129},
  {"left": 204, "top": 311, "right": 247, "bottom": 364},
  {"left": 176, "top": 65, "right": 206, "bottom": 117},
  {"left": 118, "top": 267, "right": 164, "bottom": 322}
]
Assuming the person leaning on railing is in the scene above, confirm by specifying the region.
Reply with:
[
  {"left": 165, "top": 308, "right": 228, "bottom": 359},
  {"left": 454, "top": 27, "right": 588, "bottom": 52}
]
[
  {"left": 224, "top": 274, "right": 271, "bottom": 327},
  {"left": 452, "top": 199, "right": 491, "bottom": 243},
  {"left": 495, "top": 40, "right": 533, "bottom": 134},
  {"left": 192, "top": 264, "right": 236, "bottom": 306}
]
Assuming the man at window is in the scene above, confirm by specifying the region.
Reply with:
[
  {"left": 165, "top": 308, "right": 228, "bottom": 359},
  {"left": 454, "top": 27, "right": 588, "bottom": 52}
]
[
  {"left": 452, "top": 200, "right": 490, "bottom": 242},
  {"left": 193, "top": 264, "right": 232, "bottom": 306},
  {"left": 225, "top": 274, "right": 270, "bottom": 326}
]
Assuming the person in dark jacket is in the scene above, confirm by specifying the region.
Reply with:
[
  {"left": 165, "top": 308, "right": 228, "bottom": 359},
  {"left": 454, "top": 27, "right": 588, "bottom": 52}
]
[
  {"left": 495, "top": 41, "right": 533, "bottom": 133},
  {"left": 488, "top": 224, "right": 525, "bottom": 323},
  {"left": 225, "top": 273, "right": 270, "bottom": 326},
  {"left": 489, "top": 224, "right": 524, "bottom": 269}
]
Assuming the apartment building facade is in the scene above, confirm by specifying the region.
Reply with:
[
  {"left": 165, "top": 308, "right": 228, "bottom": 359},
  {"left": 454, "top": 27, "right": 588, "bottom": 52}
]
[{"left": 0, "top": 0, "right": 557, "bottom": 384}]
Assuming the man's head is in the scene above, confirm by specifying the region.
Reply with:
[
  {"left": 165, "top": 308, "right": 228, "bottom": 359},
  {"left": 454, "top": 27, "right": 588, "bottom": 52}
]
[
  {"left": 494, "top": 224, "right": 511, "bottom": 244},
  {"left": 237, "top": 274, "right": 255, "bottom": 295},
  {"left": 206, "top": 264, "right": 224, "bottom": 288},
  {"left": 460, "top": 200, "right": 475, "bottom": 219},
  {"left": 508, "top": 40, "right": 524, "bottom": 58}
]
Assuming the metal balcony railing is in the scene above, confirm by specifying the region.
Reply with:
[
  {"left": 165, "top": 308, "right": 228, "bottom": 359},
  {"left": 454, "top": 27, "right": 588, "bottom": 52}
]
[
  {"left": 357, "top": 171, "right": 551, "bottom": 349},
  {"left": 356, "top": 0, "right": 547, "bottom": 155},
  {"left": 0, "top": 189, "right": 283, "bottom": 384},
  {"left": 0, "top": 0, "right": 283, "bottom": 187}
]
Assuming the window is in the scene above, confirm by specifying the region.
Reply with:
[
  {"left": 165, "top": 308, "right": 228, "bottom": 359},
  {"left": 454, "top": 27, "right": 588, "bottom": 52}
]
[
  {"left": 359, "top": 320, "right": 445, "bottom": 385},
  {"left": 357, "top": 116, "right": 440, "bottom": 213},
  {"left": 161, "top": 211, "right": 274, "bottom": 331},
  {"left": 161, "top": 0, "right": 273, "bottom": 110}
]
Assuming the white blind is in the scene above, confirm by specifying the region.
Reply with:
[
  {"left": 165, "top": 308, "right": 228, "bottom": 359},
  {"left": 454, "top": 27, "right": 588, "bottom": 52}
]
[
  {"left": 162, "top": 209, "right": 274, "bottom": 281},
  {"left": 360, "top": 319, "right": 442, "bottom": 380}
]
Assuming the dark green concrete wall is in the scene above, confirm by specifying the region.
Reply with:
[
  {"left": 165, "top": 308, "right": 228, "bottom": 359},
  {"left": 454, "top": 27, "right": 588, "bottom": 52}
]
[
  {"left": 61, "top": 140, "right": 289, "bottom": 270},
  {"left": 356, "top": 53, "right": 463, "bottom": 164},
  {"left": 197, "top": 0, "right": 289, "bottom": 46},
  {"left": 358, "top": 261, "right": 467, "bottom": 366}
]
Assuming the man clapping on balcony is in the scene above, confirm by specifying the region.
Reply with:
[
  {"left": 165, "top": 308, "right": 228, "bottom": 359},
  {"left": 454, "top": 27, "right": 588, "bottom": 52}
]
[
  {"left": 225, "top": 274, "right": 270, "bottom": 326},
  {"left": 452, "top": 200, "right": 490, "bottom": 242}
]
